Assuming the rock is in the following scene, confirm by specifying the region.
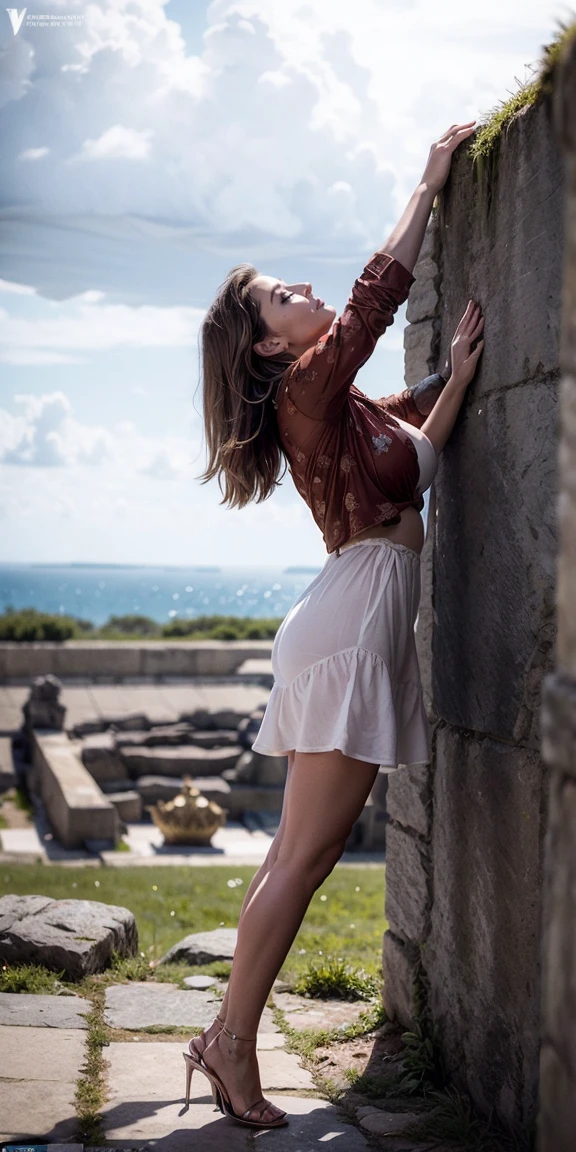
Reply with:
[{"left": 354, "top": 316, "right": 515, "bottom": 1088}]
[
  {"left": 179, "top": 707, "right": 252, "bottom": 730},
  {"left": 223, "top": 784, "right": 284, "bottom": 815},
  {"left": 136, "top": 775, "right": 185, "bottom": 805},
  {"left": 237, "top": 709, "right": 266, "bottom": 748},
  {"left": 385, "top": 824, "right": 431, "bottom": 944},
  {"left": 224, "top": 749, "right": 258, "bottom": 783},
  {"left": 99, "top": 777, "right": 135, "bottom": 794},
  {"left": 120, "top": 744, "right": 242, "bottom": 779},
  {"left": 107, "top": 790, "right": 142, "bottom": 822},
  {"left": 104, "top": 982, "right": 220, "bottom": 1029},
  {"left": 105, "top": 713, "right": 151, "bottom": 731},
  {"left": 158, "top": 927, "right": 237, "bottom": 966},
  {"left": 356, "top": 1108, "right": 420, "bottom": 1137},
  {"left": 22, "top": 674, "right": 66, "bottom": 758},
  {"left": 114, "top": 723, "right": 194, "bottom": 748},
  {"left": 0, "top": 894, "right": 138, "bottom": 980},
  {"left": 81, "top": 732, "right": 125, "bottom": 782},
  {"left": 69, "top": 718, "right": 107, "bottom": 738},
  {"left": 252, "top": 750, "right": 288, "bottom": 786},
  {"left": 0, "top": 735, "right": 17, "bottom": 793},
  {"left": 187, "top": 729, "right": 241, "bottom": 749},
  {"left": 0, "top": 991, "right": 91, "bottom": 1028},
  {"left": 183, "top": 974, "right": 223, "bottom": 990}
]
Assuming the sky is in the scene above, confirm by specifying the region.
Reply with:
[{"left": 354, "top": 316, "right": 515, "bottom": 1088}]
[{"left": 0, "top": 0, "right": 572, "bottom": 566}]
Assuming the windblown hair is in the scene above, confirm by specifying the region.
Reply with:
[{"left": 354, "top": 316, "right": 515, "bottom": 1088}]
[{"left": 197, "top": 263, "right": 296, "bottom": 508}]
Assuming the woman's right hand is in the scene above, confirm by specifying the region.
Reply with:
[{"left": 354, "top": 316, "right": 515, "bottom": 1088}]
[{"left": 449, "top": 300, "right": 485, "bottom": 389}]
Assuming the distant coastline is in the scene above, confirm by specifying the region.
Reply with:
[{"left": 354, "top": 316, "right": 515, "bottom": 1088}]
[{"left": 283, "top": 566, "right": 321, "bottom": 574}]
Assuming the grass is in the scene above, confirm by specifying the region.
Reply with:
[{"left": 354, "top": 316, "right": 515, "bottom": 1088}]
[
  {"left": 0, "top": 961, "right": 67, "bottom": 994},
  {"left": 293, "top": 957, "right": 380, "bottom": 1001},
  {"left": 0, "top": 606, "right": 283, "bottom": 642},
  {"left": 0, "top": 862, "right": 386, "bottom": 981},
  {"left": 469, "top": 18, "right": 576, "bottom": 167}
]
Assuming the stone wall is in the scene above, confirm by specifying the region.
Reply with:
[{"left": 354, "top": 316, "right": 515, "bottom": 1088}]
[
  {"left": 538, "top": 37, "right": 576, "bottom": 1152},
  {"left": 0, "top": 640, "right": 272, "bottom": 683},
  {"left": 383, "top": 67, "right": 568, "bottom": 1135}
]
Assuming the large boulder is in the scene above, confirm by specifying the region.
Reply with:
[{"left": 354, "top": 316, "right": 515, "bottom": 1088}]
[{"left": 0, "top": 894, "right": 138, "bottom": 980}]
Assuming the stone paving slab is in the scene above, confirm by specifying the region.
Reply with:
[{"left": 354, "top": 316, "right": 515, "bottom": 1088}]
[
  {"left": 0, "top": 994, "right": 91, "bottom": 1028},
  {"left": 105, "top": 984, "right": 222, "bottom": 1030},
  {"left": 250, "top": 1094, "right": 372, "bottom": 1149},
  {"left": 100, "top": 1041, "right": 315, "bottom": 1143},
  {"left": 273, "top": 990, "right": 370, "bottom": 1032},
  {"left": 0, "top": 1025, "right": 86, "bottom": 1143}
]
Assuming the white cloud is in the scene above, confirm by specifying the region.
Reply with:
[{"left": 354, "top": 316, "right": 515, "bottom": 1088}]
[
  {"left": 3, "top": 0, "right": 561, "bottom": 257},
  {"left": 0, "top": 391, "right": 197, "bottom": 474},
  {"left": 0, "top": 295, "right": 204, "bottom": 361}
]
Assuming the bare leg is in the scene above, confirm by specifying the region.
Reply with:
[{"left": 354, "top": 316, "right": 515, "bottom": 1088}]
[
  {"left": 202, "top": 748, "right": 379, "bottom": 1123},
  {"left": 190, "top": 751, "right": 294, "bottom": 1056}
]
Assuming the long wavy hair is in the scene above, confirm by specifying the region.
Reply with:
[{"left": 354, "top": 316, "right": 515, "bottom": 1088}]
[{"left": 197, "top": 263, "right": 296, "bottom": 508}]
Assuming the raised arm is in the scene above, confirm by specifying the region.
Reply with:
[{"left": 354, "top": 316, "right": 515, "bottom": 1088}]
[{"left": 283, "top": 252, "right": 415, "bottom": 421}]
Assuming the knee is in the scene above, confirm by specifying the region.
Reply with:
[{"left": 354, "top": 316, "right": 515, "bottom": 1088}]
[{"left": 276, "top": 835, "right": 347, "bottom": 891}]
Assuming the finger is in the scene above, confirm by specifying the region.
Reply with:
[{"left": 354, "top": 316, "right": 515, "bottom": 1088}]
[{"left": 438, "top": 124, "right": 459, "bottom": 140}]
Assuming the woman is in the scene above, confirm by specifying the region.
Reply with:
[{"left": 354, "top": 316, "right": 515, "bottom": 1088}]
[{"left": 185, "top": 120, "right": 485, "bottom": 1129}]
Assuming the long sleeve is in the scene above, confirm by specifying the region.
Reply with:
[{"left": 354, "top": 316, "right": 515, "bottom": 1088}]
[
  {"left": 283, "top": 252, "right": 415, "bottom": 422},
  {"left": 379, "top": 372, "right": 448, "bottom": 429}
]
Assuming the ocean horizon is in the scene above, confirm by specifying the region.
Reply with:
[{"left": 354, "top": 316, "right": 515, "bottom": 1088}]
[{"left": 0, "top": 562, "right": 323, "bottom": 627}]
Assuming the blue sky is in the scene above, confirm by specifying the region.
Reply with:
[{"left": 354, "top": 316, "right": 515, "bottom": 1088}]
[{"left": 0, "top": 0, "right": 571, "bottom": 565}]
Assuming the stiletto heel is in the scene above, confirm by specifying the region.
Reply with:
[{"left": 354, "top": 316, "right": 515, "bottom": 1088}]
[
  {"left": 182, "top": 1051, "right": 220, "bottom": 1108},
  {"left": 200, "top": 1024, "right": 289, "bottom": 1129}
]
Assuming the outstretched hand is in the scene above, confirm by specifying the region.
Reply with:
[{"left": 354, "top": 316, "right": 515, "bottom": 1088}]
[
  {"left": 422, "top": 122, "right": 477, "bottom": 194},
  {"left": 450, "top": 300, "right": 485, "bottom": 389}
]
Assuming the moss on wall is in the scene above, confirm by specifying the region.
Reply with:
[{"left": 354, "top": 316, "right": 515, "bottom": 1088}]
[{"left": 467, "top": 17, "right": 576, "bottom": 195}]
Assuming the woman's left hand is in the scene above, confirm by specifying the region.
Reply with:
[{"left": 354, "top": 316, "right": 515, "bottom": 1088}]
[{"left": 422, "top": 122, "right": 477, "bottom": 194}]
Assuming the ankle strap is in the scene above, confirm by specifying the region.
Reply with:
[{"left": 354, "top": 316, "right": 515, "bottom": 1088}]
[{"left": 222, "top": 1023, "right": 256, "bottom": 1042}]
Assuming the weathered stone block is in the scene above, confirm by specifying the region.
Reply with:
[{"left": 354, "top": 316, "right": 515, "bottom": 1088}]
[
  {"left": 33, "top": 731, "right": 119, "bottom": 848},
  {"left": 119, "top": 743, "right": 242, "bottom": 778},
  {"left": 541, "top": 776, "right": 576, "bottom": 1081},
  {"left": 539, "top": 1043, "right": 576, "bottom": 1152},
  {"left": 437, "top": 98, "right": 564, "bottom": 404},
  {"left": 0, "top": 895, "right": 137, "bottom": 979},
  {"left": 541, "top": 670, "right": 576, "bottom": 777},
  {"left": 403, "top": 319, "right": 436, "bottom": 385},
  {"left": 382, "top": 930, "right": 420, "bottom": 1028},
  {"left": 386, "top": 763, "right": 432, "bottom": 838},
  {"left": 384, "top": 824, "right": 431, "bottom": 944},
  {"left": 135, "top": 774, "right": 184, "bottom": 805},
  {"left": 425, "top": 725, "right": 546, "bottom": 1129},
  {"left": 406, "top": 255, "right": 440, "bottom": 325},
  {"left": 81, "top": 732, "right": 125, "bottom": 782},
  {"left": 557, "top": 373, "right": 576, "bottom": 677},
  {"left": 432, "top": 379, "right": 558, "bottom": 748},
  {"left": 107, "top": 790, "right": 142, "bottom": 822}
]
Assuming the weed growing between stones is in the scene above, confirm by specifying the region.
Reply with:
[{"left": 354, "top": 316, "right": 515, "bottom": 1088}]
[
  {"left": 292, "top": 957, "right": 380, "bottom": 1002},
  {"left": 74, "top": 981, "right": 108, "bottom": 1146},
  {"left": 0, "top": 961, "right": 68, "bottom": 994}
]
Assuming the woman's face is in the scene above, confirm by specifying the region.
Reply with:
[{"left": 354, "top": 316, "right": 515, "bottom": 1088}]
[{"left": 249, "top": 274, "right": 337, "bottom": 359}]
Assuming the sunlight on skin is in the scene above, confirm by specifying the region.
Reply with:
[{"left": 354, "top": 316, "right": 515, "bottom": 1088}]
[{"left": 249, "top": 275, "right": 337, "bottom": 360}]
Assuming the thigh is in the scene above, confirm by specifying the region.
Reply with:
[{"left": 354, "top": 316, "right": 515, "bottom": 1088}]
[{"left": 275, "top": 749, "right": 379, "bottom": 872}]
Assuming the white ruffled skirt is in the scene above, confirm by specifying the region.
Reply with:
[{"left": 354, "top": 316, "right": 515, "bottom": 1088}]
[{"left": 251, "top": 537, "right": 431, "bottom": 769}]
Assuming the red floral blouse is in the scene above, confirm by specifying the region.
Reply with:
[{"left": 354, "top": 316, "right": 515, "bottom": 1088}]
[{"left": 275, "top": 251, "right": 447, "bottom": 553}]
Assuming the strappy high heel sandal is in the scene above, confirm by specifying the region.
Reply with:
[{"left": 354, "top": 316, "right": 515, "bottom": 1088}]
[
  {"left": 194, "top": 1024, "right": 289, "bottom": 1129},
  {"left": 183, "top": 1013, "right": 225, "bottom": 1107}
]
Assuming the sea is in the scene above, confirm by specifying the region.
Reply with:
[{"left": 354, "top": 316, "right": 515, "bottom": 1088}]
[{"left": 0, "top": 563, "right": 324, "bottom": 626}]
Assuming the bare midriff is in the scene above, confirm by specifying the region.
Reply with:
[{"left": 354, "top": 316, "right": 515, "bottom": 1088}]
[{"left": 338, "top": 505, "right": 424, "bottom": 556}]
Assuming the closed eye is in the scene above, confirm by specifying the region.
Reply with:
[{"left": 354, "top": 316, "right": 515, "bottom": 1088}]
[{"left": 280, "top": 291, "right": 293, "bottom": 304}]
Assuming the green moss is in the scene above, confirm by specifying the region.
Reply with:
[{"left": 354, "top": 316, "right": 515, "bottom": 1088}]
[{"left": 469, "top": 18, "right": 576, "bottom": 166}]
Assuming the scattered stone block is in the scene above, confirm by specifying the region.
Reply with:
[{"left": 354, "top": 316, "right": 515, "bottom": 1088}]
[
  {"left": 0, "top": 736, "right": 17, "bottom": 793},
  {"left": 0, "top": 894, "right": 138, "bottom": 979},
  {"left": 0, "top": 992, "right": 90, "bottom": 1028},
  {"left": 135, "top": 774, "right": 184, "bottom": 805},
  {"left": 99, "top": 777, "right": 134, "bottom": 794},
  {"left": 80, "top": 731, "right": 125, "bottom": 782},
  {"left": 273, "top": 990, "right": 369, "bottom": 1032},
  {"left": 158, "top": 927, "right": 237, "bottom": 966},
  {"left": 224, "top": 783, "right": 284, "bottom": 815},
  {"left": 237, "top": 708, "right": 265, "bottom": 748},
  {"left": 120, "top": 744, "right": 242, "bottom": 778},
  {"left": 107, "top": 790, "right": 142, "bottom": 822},
  {"left": 187, "top": 729, "right": 240, "bottom": 748},
  {"left": 32, "top": 731, "right": 119, "bottom": 848}
]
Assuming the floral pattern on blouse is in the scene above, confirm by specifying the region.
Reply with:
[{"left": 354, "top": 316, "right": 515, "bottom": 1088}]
[{"left": 372, "top": 432, "right": 393, "bottom": 454}]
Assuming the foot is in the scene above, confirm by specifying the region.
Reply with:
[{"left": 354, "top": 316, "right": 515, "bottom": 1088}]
[
  {"left": 188, "top": 1015, "right": 224, "bottom": 1062},
  {"left": 202, "top": 1028, "right": 287, "bottom": 1126}
]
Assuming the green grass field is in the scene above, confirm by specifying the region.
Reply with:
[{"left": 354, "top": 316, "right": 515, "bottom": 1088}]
[{"left": 0, "top": 862, "right": 386, "bottom": 985}]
